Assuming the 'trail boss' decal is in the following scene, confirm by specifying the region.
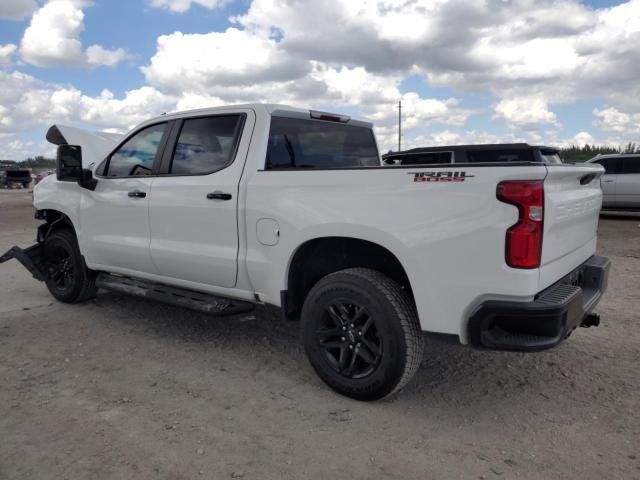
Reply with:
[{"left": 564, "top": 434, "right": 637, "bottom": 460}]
[{"left": 410, "top": 171, "right": 475, "bottom": 182}]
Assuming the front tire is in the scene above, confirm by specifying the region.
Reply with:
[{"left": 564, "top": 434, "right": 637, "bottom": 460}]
[
  {"left": 44, "top": 229, "right": 97, "bottom": 303},
  {"left": 301, "top": 268, "right": 423, "bottom": 401}
]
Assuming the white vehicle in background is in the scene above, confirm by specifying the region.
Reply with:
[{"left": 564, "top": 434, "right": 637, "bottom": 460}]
[
  {"left": 1, "top": 104, "right": 610, "bottom": 401},
  {"left": 587, "top": 154, "right": 640, "bottom": 210}
]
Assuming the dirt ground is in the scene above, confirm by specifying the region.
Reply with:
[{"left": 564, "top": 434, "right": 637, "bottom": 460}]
[{"left": 0, "top": 188, "right": 638, "bottom": 480}]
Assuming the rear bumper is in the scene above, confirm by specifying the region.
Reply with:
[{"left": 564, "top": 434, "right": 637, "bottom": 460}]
[{"left": 468, "top": 255, "right": 610, "bottom": 352}]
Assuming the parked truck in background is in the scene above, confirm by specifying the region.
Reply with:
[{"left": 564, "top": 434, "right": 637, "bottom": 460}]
[
  {"left": 0, "top": 163, "right": 32, "bottom": 189},
  {"left": 0, "top": 104, "right": 610, "bottom": 401}
]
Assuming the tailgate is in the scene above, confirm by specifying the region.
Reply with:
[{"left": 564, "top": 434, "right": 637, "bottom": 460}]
[{"left": 540, "top": 163, "right": 604, "bottom": 289}]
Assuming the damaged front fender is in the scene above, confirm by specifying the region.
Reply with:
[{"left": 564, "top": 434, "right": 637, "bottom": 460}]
[{"left": 0, "top": 244, "right": 47, "bottom": 281}]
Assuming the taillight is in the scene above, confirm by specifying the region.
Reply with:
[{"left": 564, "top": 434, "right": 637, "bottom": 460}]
[{"left": 497, "top": 180, "right": 544, "bottom": 269}]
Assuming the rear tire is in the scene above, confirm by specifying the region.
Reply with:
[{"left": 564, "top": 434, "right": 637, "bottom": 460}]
[
  {"left": 44, "top": 229, "right": 97, "bottom": 303},
  {"left": 301, "top": 268, "right": 423, "bottom": 401}
]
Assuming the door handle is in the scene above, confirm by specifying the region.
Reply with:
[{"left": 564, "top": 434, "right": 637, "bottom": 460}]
[
  {"left": 602, "top": 180, "right": 614, "bottom": 183},
  {"left": 206, "top": 191, "right": 232, "bottom": 201},
  {"left": 128, "top": 190, "right": 147, "bottom": 198}
]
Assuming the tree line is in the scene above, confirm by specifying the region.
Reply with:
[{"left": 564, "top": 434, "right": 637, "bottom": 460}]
[
  {"left": 560, "top": 143, "right": 639, "bottom": 162},
  {"left": 0, "top": 156, "right": 57, "bottom": 169}
]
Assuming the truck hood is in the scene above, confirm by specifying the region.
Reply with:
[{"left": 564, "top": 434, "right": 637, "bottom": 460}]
[{"left": 46, "top": 125, "right": 123, "bottom": 168}]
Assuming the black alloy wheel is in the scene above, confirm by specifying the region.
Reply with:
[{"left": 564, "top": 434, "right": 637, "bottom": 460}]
[
  {"left": 316, "top": 301, "right": 383, "bottom": 379},
  {"left": 302, "top": 268, "right": 423, "bottom": 401},
  {"left": 43, "top": 229, "right": 97, "bottom": 303}
]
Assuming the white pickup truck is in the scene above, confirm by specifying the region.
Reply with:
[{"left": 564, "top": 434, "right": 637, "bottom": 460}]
[{"left": 1, "top": 104, "right": 610, "bottom": 400}]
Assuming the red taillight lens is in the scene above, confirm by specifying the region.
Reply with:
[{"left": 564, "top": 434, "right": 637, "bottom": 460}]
[{"left": 497, "top": 180, "right": 544, "bottom": 269}]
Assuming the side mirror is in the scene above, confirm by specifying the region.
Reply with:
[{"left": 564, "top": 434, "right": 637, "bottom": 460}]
[
  {"left": 56, "top": 145, "right": 98, "bottom": 191},
  {"left": 56, "top": 145, "right": 83, "bottom": 181}
]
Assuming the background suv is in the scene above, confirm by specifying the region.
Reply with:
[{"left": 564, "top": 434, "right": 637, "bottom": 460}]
[{"left": 587, "top": 154, "right": 640, "bottom": 210}]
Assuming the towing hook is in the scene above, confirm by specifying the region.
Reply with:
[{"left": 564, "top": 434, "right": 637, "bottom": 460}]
[{"left": 581, "top": 313, "right": 600, "bottom": 328}]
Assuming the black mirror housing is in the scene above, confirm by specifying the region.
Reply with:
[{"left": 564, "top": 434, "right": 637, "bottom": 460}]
[
  {"left": 56, "top": 145, "right": 97, "bottom": 191},
  {"left": 56, "top": 145, "right": 83, "bottom": 181}
]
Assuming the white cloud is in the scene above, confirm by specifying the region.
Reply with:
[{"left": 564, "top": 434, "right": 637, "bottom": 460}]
[
  {"left": 0, "top": 44, "right": 17, "bottom": 66},
  {"left": 563, "top": 131, "right": 596, "bottom": 148},
  {"left": 494, "top": 96, "right": 559, "bottom": 130},
  {"left": 4, "top": 139, "right": 56, "bottom": 160},
  {"left": 232, "top": 0, "right": 640, "bottom": 131},
  {"left": 593, "top": 107, "right": 640, "bottom": 136},
  {"left": 86, "top": 45, "right": 128, "bottom": 67},
  {"left": 20, "top": 0, "right": 127, "bottom": 68},
  {"left": 0, "top": 0, "right": 37, "bottom": 19},
  {"left": 142, "top": 28, "right": 309, "bottom": 93},
  {"left": 175, "top": 92, "right": 226, "bottom": 111},
  {"left": 149, "top": 0, "right": 230, "bottom": 13},
  {"left": 0, "top": 70, "right": 175, "bottom": 136}
]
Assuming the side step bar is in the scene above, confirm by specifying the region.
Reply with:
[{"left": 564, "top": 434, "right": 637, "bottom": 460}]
[
  {"left": 0, "top": 244, "right": 46, "bottom": 281},
  {"left": 96, "top": 273, "right": 255, "bottom": 316}
]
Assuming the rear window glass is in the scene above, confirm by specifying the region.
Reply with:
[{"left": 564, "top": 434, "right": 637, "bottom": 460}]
[
  {"left": 384, "top": 152, "right": 452, "bottom": 166},
  {"left": 465, "top": 149, "right": 535, "bottom": 163},
  {"left": 266, "top": 116, "right": 379, "bottom": 169},
  {"left": 620, "top": 157, "right": 640, "bottom": 174}
]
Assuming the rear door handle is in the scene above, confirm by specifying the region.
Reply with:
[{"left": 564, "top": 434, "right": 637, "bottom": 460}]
[
  {"left": 206, "top": 191, "right": 232, "bottom": 201},
  {"left": 128, "top": 190, "right": 147, "bottom": 198}
]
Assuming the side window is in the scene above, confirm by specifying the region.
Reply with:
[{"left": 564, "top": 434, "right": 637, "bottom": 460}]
[
  {"left": 170, "top": 115, "right": 243, "bottom": 175},
  {"left": 594, "top": 158, "right": 620, "bottom": 174},
  {"left": 620, "top": 157, "right": 640, "bottom": 174},
  {"left": 106, "top": 123, "right": 166, "bottom": 177}
]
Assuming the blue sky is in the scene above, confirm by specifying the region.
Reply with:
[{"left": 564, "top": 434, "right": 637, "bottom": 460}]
[{"left": 0, "top": 0, "right": 638, "bottom": 159}]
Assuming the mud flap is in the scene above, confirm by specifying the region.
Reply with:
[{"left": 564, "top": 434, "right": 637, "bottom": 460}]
[{"left": 0, "top": 244, "right": 47, "bottom": 281}]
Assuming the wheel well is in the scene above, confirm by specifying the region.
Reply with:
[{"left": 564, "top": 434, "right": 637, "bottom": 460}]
[
  {"left": 285, "top": 237, "right": 414, "bottom": 320},
  {"left": 36, "top": 209, "right": 76, "bottom": 242}
]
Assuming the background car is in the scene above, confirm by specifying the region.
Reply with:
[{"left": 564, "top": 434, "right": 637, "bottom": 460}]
[
  {"left": 587, "top": 154, "right": 640, "bottom": 210},
  {"left": 35, "top": 170, "right": 55, "bottom": 185}
]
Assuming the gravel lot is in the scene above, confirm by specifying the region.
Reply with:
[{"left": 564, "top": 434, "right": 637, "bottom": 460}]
[{"left": 0, "top": 188, "right": 638, "bottom": 480}]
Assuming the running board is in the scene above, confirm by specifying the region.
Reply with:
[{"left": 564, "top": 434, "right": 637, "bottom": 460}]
[{"left": 96, "top": 273, "right": 255, "bottom": 316}]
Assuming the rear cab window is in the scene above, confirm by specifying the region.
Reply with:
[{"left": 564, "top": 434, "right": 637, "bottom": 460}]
[{"left": 265, "top": 115, "right": 379, "bottom": 169}]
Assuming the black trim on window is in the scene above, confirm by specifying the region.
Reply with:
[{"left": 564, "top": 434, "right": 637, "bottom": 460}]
[
  {"left": 95, "top": 121, "right": 172, "bottom": 179},
  {"left": 155, "top": 113, "right": 247, "bottom": 177},
  {"left": 158, "top": 120, "right": 181, "bottom": 174}
]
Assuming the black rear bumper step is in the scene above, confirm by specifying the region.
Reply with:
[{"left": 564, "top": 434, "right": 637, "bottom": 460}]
[
  {"left": 0, "top": 244, "right": 46, "bottom": 281},
  {"left": 96, "top": 273, "right": 255, "bottom": 316},
  {"left": 468, "top": 255, "right": 610, "bottom": 352}
]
